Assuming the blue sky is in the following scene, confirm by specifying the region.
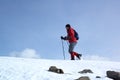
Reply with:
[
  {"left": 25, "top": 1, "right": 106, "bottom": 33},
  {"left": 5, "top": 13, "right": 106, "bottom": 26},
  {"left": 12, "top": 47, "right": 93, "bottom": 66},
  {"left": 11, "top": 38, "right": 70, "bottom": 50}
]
[{"left": 0, "top": 0, "right": 120, "bottom": 61}]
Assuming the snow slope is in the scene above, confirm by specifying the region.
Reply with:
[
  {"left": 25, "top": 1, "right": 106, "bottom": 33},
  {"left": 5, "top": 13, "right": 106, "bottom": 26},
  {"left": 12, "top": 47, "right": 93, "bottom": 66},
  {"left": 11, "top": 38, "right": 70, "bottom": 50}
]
[{"left": 0, "top": 57, "right": 120, "bottom": 80}]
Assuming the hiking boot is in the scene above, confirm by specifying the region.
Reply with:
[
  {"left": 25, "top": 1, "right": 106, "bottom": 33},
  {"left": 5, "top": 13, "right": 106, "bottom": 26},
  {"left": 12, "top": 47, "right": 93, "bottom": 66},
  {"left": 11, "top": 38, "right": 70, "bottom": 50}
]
[
  {"left": 71, "top": 58, "right": 75, "bottom": 60},
  {"left": 77, "top": 54, "right": 82, "bottom": 60}
]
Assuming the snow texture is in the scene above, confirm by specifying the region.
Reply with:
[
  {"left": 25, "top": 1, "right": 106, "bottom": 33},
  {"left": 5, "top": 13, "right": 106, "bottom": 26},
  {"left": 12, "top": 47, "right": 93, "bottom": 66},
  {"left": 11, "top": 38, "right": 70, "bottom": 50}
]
[{"left": 0, "top": 57, "right": 120, "bottom": 80}]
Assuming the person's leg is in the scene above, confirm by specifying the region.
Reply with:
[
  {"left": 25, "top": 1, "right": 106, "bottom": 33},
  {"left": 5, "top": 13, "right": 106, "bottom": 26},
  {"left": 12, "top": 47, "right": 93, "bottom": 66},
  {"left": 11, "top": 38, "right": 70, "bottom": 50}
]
[
  {"left": 69, "top": 42, "right": 82, "bottom": 60},
  {"left": 70, "top": 53, "right": 74, "bottom": 60},
  {"left": 69, "top": 42, "right": 77, "bottom": 60},
  {"left": 73, "top": 52, "right": 82, "bottom": 60}
]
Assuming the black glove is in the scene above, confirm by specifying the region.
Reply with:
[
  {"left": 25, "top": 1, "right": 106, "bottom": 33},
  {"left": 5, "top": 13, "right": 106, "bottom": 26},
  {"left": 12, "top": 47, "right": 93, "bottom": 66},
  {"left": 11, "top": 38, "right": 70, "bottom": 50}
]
[
  {"left": 61, "top": 36, "right": 67, "bottom": 40},
  {"left": 61, "top": 36, "right": 65, "bottom": 40}
]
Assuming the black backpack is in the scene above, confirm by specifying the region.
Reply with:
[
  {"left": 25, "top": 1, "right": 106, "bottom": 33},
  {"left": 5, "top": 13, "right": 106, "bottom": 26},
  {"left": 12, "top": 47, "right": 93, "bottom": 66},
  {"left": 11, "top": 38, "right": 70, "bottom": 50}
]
[{"left": 74, "top": 30, "right": 79, "bottom": 40}]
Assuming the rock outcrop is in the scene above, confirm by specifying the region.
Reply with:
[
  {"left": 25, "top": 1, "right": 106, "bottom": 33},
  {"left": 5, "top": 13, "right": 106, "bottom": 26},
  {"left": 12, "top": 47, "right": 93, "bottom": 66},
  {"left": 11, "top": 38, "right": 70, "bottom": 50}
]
[
  {"left": 48, "top": 66, "right": 64, "bottom": 74},
  {"left": 107, "top": 71, "right": 120, "bottom": 80},
  {"left": 75, "top": 76, "right": 90, "bottom": 80},
  {"left": 79, "top": 69, "right": 93, "bottom": 74}
]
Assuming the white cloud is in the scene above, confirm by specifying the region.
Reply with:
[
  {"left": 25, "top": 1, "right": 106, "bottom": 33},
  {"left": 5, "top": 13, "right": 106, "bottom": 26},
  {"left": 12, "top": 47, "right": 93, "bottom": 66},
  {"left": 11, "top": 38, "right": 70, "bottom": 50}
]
[
  {"left": 83, "top": 55, "right": 110, "bottom": 61},
  {"left": 9, "top": 48, "right": 40, "bottom": 59}
]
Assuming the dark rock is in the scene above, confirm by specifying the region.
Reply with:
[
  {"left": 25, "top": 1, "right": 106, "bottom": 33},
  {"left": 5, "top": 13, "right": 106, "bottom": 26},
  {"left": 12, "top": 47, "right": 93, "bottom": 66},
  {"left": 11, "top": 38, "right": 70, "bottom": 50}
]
[
  {"left": 75, "top": 76, "right": 90, "bottom": 80},
  {"left": 96, "top": 76, "right": 101, "bottom": 78},
  {"left": 79, "top": 69, "right": 93, "bottom": 74},
  {"left": 107, "top": 71, "right": 120, "bottom": 80},
  {"left": 48, "top": 66, "right": 58, "bottom": 72},
  {"left": 57, "top": 69, "right": 64, "bottom": 74},
  {"left": 48, "top": 66, "right": 64, "bottom": 74}
]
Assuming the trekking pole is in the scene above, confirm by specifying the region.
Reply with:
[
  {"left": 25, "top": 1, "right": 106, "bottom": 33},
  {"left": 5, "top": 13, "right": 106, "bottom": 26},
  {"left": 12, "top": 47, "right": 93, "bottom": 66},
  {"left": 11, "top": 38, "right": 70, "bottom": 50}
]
[
  {"left": 61, "top": 39, "right": 65, "bottom": 60},
  {"left": 66, "top": 41, "right": 69, "bottom": 46}
]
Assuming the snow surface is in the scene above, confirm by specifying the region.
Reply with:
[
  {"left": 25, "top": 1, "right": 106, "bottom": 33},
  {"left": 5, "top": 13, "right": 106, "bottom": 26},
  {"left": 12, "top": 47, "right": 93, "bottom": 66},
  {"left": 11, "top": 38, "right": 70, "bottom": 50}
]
[{"left": 0, "top": 57, "right": 120, "bottom": 80}]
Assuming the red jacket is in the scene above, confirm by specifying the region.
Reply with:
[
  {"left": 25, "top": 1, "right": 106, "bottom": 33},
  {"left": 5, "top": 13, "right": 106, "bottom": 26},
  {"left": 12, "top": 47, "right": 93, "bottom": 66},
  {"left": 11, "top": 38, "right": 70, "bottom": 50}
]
[{"left": 67, "top": 27, "right": 77, "bottom": 43}]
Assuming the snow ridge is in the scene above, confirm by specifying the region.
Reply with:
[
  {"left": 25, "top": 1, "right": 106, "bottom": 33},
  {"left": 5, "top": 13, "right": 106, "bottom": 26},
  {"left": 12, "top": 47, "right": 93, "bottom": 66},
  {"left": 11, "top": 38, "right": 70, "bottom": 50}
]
[{"left": 0, "top": 57, "right": 120, "bottom": 80}]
